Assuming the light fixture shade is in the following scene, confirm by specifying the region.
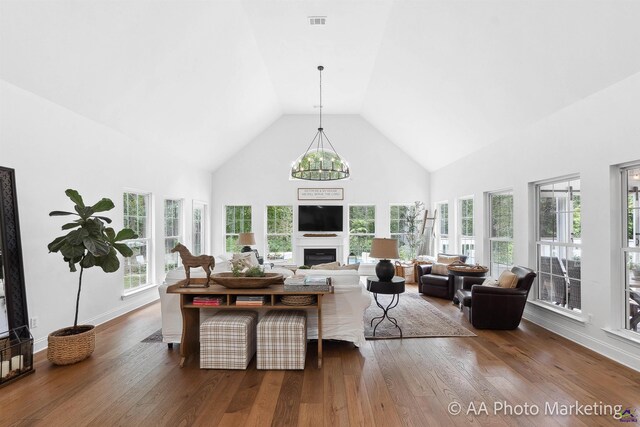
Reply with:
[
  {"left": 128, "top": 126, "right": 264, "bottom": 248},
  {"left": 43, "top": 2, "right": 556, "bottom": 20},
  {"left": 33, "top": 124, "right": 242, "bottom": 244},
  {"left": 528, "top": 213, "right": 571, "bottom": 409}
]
[
  {"left": 237, "top": 232, "right": 256, "bottom": 246},
  {"left": 370, "top": 238, "right": 399, "bottom": 260}
]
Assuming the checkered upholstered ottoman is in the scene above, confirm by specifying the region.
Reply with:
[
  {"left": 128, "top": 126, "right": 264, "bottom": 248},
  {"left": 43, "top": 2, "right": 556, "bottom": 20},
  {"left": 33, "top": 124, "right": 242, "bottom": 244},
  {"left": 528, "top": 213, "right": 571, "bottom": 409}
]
[
  {"left": 200, "top": 311, "right": 258, "bottom": 370},
  {"left": 257, "top": 310, "right": 307, "bottom": 370}
]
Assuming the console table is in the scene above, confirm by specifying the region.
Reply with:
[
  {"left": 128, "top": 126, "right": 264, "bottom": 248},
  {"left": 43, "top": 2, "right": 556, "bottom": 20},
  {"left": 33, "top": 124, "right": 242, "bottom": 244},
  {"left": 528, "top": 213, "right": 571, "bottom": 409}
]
[{"left": 167, "top": 281, "right": 332, "bottom": 368}]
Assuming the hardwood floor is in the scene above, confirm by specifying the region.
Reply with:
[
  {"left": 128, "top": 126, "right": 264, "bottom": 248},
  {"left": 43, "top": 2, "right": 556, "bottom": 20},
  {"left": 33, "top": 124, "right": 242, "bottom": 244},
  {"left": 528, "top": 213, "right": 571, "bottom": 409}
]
[{"left": 2, "top": 285, "right": 639, "bottom": 426}]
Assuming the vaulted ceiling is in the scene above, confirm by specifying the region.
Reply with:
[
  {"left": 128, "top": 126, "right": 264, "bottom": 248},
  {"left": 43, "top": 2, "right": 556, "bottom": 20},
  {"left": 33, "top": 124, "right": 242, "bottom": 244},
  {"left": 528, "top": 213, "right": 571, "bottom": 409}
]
[{"left": 2, "top": 0, "right": 640, "bottom": 171}]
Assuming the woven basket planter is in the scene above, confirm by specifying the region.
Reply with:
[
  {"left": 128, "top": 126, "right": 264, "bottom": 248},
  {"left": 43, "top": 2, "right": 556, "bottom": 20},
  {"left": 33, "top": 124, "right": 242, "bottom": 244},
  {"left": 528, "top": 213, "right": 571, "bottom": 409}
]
[{"left": 47, "top": 325, "right": 95, "bottom": 365}]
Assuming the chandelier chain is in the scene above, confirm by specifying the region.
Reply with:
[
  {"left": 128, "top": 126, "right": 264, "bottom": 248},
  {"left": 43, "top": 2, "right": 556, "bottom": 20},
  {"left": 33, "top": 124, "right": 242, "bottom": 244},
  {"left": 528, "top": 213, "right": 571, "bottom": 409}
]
[{"left": 319, "top": 66, "right": 322, "bottom": 129}]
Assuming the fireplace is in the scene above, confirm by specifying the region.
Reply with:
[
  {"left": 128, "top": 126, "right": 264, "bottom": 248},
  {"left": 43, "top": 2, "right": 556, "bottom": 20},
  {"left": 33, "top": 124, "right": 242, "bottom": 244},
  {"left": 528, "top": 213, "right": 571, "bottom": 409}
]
[{"left": 304, "top": 248, "right": 337, "bottom": 266}]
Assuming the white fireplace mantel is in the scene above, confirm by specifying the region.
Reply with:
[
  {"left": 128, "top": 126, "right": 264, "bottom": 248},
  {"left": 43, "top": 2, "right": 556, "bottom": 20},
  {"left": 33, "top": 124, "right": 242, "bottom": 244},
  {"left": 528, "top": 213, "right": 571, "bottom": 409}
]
[{"left": 294, "top": 233, "right": 346, "bottom": 265}]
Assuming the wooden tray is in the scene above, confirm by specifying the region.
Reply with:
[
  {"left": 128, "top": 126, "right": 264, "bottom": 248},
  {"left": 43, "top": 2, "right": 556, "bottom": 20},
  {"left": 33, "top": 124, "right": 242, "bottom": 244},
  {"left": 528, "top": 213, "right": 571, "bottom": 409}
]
[
  {"left": 210, "top": 272, "right": 284, "bottom": 289},
  {"left": 447, "top": 264, "right": 488, "bottom": 274}
]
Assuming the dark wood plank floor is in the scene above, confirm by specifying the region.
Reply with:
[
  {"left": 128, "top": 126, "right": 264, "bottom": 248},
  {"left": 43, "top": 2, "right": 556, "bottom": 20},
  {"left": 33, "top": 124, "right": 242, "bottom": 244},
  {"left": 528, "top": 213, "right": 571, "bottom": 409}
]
[{"left": 2, "top": 285, "right": 639, "bottom": 426}]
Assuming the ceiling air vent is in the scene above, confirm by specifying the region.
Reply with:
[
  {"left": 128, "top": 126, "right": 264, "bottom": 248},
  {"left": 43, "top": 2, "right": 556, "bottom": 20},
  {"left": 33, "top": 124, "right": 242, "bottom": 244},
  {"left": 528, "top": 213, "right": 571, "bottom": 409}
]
[{"left": 308, "top": 16, "right": 327, "bottom": 26}]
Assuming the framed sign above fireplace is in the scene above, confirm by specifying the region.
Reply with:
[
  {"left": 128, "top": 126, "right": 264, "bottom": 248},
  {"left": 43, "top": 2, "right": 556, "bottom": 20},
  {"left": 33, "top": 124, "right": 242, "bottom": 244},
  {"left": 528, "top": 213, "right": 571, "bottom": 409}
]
[{"left": 297, "top": 188, "right": 344, "bottom": 200}]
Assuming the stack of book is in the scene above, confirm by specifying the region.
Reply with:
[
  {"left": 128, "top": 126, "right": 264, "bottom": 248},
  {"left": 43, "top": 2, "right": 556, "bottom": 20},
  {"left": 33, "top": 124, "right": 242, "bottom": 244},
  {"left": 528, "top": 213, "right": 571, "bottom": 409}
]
[
  {"left": 235, "top": 296, "right": 267, "bottom": 306},
  {"left": 192, "top": 296, "right": 224, "bottom": 306},
  {"left": 284, "top": 275, "right": 332, "bottom": 292}
]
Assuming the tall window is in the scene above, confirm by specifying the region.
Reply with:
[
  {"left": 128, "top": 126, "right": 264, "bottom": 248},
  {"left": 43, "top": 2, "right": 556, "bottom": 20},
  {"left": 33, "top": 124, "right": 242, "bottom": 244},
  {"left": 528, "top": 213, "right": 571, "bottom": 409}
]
[
  {"left": 123, "top": 192, "right": 151, "bottom": 292},
  {"left": 225, "top": 205, "right": 251, "bottom": 252},
  {"left": 349, "top": 205, "right": 375, "bottom": 262},
  {"left": 192, "top": 201, "right": 207, "bottom": 256},
  {"left": 266, "top": 206, "right": 293, "bottom": 262},
  {"left": 164, "top": 199, "right": 182, "bottom": 272},
  {"left": 623, "top": 166, "right": 640, "bottom": 333},
  {"left": 390, "top": 204, "right": 411, "bottom": 260},
  {"left": 488, "top": 191, "right": 513, "bottom": 277},
  {"left": 535, "top": 177, "right": 581, "bottom": 311},
  {"left": 459, "top": 197, "right": 475, "bottom": 263},
  {"left": 437, "top": 202, "right": 449, "bottom": 254}
]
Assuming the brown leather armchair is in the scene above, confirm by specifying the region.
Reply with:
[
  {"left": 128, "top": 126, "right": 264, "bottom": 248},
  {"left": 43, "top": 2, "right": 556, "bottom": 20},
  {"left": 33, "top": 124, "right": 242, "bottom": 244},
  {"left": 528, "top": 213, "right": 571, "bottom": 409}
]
[
  {"left": 416, "top": 254, "right": 467, "bottom": 300},
  {"left": 455, "top": 265, "right": 536, "bottom": 329}
]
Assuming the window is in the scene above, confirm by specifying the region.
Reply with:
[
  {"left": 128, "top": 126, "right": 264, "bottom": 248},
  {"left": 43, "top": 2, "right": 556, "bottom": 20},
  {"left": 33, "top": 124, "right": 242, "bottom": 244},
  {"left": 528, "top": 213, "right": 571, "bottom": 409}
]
[
  {"left": 622, "top": 166, "right": 640, "bottom": 333},
  {"left": 436, "top": 202, "right": 449, "bottom": 254},
  {"left": 266, "top": 205, "right": 293, "bottom": 262},
  {"left": 459, "top": 197, "right": 475, "bottom": 263},
  {"left": 390, "top": 204, "right": 411, "bottom": 259},
  {"left": 349, "top": 205, "right": 375, "bottom": 262},
  {"left": 192, "top": 201, "right": 207, "bottom": 256},
  {"left": 164, "top": 199, "right": 182, "bottom": 272},
  {"left": 535, "top": 177, "right": 581, "bottom": 311},
  {"left": 123, "top": 192, "right": 151, "bottom": 292},
  {"left": 225, "top": 206, "right": 251, "bottom": 252},
  {"left": 488, "top": 191, "right": 513, "bottom": 277}
]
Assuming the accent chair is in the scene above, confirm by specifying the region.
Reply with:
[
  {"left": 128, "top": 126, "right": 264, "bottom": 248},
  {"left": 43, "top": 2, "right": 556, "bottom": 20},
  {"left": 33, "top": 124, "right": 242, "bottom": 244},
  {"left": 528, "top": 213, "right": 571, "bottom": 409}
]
[
  {"left": 455, "top": 265, "right": 537, "bottom": 329},
  {"left": 415, "top": 253, "right": 467, "bottom": 300}
]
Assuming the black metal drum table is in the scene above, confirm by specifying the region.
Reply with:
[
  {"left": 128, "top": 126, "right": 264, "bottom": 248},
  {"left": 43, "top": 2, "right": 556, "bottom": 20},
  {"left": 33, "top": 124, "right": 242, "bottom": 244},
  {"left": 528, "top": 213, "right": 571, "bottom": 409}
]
[
  {"left": 447, "top": 266, "right": 488, "bottom": 304},
  {"left": 366, "top": 276, "right": 406, "bottom": 338}
]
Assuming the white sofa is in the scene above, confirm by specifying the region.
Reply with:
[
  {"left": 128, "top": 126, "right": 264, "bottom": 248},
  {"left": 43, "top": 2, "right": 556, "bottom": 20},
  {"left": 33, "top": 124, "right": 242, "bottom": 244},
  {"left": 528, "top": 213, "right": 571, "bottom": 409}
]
[{"left": 158, "top": 267, "right": 371, "bottom": 348}]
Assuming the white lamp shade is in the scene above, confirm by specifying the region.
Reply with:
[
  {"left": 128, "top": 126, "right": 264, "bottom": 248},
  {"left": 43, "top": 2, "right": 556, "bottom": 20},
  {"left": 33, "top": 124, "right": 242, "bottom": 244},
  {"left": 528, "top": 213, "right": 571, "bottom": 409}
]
[
  {"left": 369, "top": 238, "right": 399, "bottom": 260},
  {"left": 238, "top": 232, "right": 256, "bottom": 246}
]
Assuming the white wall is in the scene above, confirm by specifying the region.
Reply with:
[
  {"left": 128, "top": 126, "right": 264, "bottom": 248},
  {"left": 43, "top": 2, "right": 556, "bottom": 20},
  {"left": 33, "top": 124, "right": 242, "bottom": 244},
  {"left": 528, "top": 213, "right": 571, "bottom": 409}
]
[
  {"left": 430, "top": 73, "right": 640, "bottom": 371},
  {"left": 211, "top": 115, "right": 430, "bottom": 261},
  {"left": 0, "top": 80, "right": 212, "bottom": 351}
]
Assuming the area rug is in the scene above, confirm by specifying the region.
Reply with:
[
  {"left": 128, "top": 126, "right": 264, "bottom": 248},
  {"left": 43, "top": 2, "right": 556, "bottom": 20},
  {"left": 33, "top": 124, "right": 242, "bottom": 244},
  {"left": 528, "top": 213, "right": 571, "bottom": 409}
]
[
  {"left": 363, "top": 292, "right": 476, "bottom": 339},
  {"left": 141, "top": 329, "right": 163, "bottom": 343}
]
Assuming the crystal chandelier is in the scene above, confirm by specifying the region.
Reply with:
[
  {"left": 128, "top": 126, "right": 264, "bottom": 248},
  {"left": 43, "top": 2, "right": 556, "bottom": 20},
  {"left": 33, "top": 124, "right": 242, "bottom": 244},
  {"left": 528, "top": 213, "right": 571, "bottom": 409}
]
[{"left": 291, "top": 66, "right": 350, "bottom": 181}]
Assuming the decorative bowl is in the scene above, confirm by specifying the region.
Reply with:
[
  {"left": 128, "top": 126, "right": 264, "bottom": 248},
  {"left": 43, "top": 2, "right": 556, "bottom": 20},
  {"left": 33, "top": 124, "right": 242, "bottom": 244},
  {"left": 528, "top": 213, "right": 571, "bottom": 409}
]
[
  {"left": 446, "top": 264, "right": 489, "bottom": 277},
  {"left": 210, "top": 272, "right": 284, "bottom": 289}
]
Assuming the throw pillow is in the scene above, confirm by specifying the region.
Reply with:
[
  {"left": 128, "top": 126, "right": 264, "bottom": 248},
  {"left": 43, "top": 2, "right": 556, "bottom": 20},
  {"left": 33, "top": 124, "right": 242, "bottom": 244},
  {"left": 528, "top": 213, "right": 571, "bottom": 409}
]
[
  {"left": 431, "top": 263, "right": 449, "bottom": 276},
  {"left": 213, "top": 259, "right": 231, "bottom": 273},
  {"left": 232, "top": 252, "right": 259, "bottom": 268},
  {"left": 481, "top": 278, "right": 499, "bottom": 287},
  {"left": 497, "top": 270, "right": 518, "bottom": 288},
  {"left": 311, "top": 261, "right": 340, "bottom": 270},
  {"left": 437, "top": 254, "right": 460, "bottom": 265},
  {"left": 338, "top": 263, "right": 360, "bottom": 270}
]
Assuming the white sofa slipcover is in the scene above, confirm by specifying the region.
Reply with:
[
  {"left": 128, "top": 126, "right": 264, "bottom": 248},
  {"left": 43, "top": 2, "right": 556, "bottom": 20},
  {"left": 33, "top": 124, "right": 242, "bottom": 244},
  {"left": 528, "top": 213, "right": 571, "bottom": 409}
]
[
  {"left": 294, "top": 269, "right": 371, "bottom": 347},
  {"left": 158, "top": 267, "right": 370, "bottom": 347}
]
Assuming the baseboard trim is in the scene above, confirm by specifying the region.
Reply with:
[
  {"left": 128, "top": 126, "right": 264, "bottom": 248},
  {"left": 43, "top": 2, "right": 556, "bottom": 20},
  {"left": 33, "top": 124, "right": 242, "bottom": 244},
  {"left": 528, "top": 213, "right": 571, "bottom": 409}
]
[
  {"left": 523, "top": 307, "right": 640, "bottom": 372},
  {"left": 33, "top": 294, "right": 159, "bottom": 354}
]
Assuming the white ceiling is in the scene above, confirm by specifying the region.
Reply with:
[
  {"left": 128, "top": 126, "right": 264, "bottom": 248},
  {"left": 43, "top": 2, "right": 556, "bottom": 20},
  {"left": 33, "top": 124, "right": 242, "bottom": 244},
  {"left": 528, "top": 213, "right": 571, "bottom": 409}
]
[{"left": 2, "top": 0, "right": 640, "bottom": 171}]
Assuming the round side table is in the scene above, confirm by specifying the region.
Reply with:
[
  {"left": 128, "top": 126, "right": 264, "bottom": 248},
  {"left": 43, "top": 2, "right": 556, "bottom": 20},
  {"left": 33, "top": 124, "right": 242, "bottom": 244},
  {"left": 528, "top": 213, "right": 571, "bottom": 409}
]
[
  {"left": 447, "top": 266, "right": 488, "bottom": 304},
  {"left": 366, "top": 276, "right": 406, "bottom": 338}
]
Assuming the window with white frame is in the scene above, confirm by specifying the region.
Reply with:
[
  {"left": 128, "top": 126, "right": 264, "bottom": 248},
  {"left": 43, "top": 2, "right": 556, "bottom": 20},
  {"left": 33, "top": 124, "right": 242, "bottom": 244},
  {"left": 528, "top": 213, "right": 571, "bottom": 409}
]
[
  {"left": 123, "top": 191, "right": 151, "bottom": 292},
  {"left": 623, "top": 166, "right": 640, "bottom": 333},
  {"left": 266, "top": 205, "right": 293, "bottom": 262},
  {"left": 535, "top": 177, "right": 581, "bottom": 311},
  {"left": 390, "top": 204, "right": 411, "bottom": 260},
  {"left": 349, "top": 205, "right": 375, "bottom": 262},
  {"left": 192, "top": 201, "right": 207, "bottom": 256},
  {"left": 225, "top": 205, "right": 251, "bottom": 253},
  {"left": 459, "top": 197, "right": 475, "bottom": 263},
  {"left": 488, "top": 190, "right": 513, "bottom": 277},
  {"left": 164, "top": 199, "right": 182, "bottom": 272},
  {"left": 436, "top": 202, "right": 449, "bottom": 254}
]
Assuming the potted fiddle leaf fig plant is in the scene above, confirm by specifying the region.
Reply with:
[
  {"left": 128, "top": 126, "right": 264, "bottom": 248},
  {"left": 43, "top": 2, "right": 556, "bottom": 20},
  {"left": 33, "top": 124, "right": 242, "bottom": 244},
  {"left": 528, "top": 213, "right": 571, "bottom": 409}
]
[{"left": 47, "top": 189, "right": 137, "bottom": 365}]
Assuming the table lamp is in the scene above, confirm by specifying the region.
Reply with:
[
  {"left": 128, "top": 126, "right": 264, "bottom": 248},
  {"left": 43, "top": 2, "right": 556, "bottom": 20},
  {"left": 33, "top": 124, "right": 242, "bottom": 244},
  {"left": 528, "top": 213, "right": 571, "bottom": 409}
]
[
  {"left": 370, "top": 238, "right": 399, "bottom": 282},
  {"left": 238, "top": 232, "right": 256, "bottom": 253}
]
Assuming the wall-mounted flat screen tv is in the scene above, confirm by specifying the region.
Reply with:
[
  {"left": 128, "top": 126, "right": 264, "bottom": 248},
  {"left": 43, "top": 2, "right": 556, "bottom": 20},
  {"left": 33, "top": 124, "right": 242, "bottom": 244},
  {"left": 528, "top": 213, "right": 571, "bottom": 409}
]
[{"left": 298, "top": 205, "right": 343, "bottom": 232}]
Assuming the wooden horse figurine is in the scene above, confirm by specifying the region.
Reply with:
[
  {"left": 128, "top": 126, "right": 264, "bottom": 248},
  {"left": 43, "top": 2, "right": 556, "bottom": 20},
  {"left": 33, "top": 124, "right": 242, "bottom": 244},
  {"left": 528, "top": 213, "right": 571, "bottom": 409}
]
[{"left": 171, "top": 243, "right": 215, "bottom": 287}]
